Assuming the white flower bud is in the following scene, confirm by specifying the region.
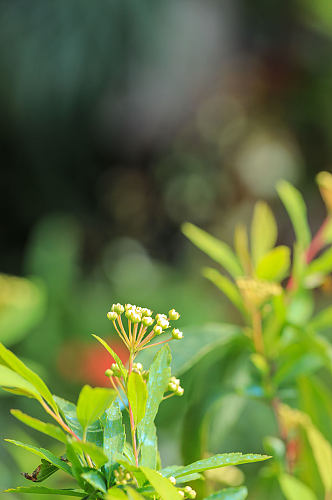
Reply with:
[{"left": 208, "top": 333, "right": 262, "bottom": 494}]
[
  {"left": 176, "top": 386, "right": 184, "bottom": 396},
  {"left": 142, "top": 316, "right": 154, "bottom": 327},
  {"left": 155, "top": 313, "right": 167, "bottom": 322},
  {"left": 178, "top": 491, "right": 185, "bottom": 498},
  {"left": 111, "top": 303, "right": 125, "bottom": 314},
  {"left": 169, "top": 308, "right": 180, "bottom": 320},
  {"left": 172, "top": 328, "right": 183, "bottom": 340},
  {"left": 107, "top": 311, "right": 118, "bottom": 321},
  {"left": 141, "top": 308, "right": 153, "bottom": 317},
  {"left": 157, "top": 318, "right": 170, "bottom": 329},
  {"left": 169, "top": 476, "right": 176, "bottom": 485},
  {"left": 153, "top": 325, "right": 163, "bottom": 335},
  {"left": 184, "top": 486, "right": 196, "bottom": 499}
]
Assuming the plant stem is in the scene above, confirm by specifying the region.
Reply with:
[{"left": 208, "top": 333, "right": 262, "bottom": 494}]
[
  {"left": 40, "top": 399, "right": 80, "bottom": 441},
  {"left": 128, "top": 354, "right": 139, "bottom": 467},
  {"left": 252, "top": 308, "right": 264, "bottom": 355},
  {"left": 139, "top": 337, "right": 172, "bottom": 351}
]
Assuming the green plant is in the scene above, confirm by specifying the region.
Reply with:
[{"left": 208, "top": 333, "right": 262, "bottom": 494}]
[
  {"left": 0, "top": 303, "right": 268, "bottom": 499},
  {"left": 182, "top": 171, "right": 332, "bottom": 499}
]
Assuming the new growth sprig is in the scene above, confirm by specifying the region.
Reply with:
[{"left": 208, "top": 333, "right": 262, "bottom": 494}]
[{"left": 0, "top": 303, "right": 269, "bottom": 499}]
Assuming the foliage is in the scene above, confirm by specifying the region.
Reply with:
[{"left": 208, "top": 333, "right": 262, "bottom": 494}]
[
  {"left": 0, "top": 304, "right": 268, "bottom": 499},
  {"left": 182, "top": 171, "right": 332, "bottom": 498}
]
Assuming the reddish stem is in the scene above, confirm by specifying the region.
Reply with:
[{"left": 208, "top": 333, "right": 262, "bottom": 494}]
[
  {"left": 40, "top": 400, "right": 80, "bottom": 441},
  {"left": 128, "top": 356, "right": 139, "bottom": 467}
]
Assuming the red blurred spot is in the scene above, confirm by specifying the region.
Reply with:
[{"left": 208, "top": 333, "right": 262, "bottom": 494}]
[{"left": 57, "top": 337, "right": 129, "bottom": 387}]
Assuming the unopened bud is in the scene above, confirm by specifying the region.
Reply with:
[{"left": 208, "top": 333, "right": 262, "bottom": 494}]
[
  {"left": 172, "top": 328, "right": 183, "bottom": 340},
  {"left": 105, "top": 369, "right": 113, "bottom": 377},
  {"left": 154, "top": 325, "right": 163, "bottom": 335},
  {"left": 179, "top": 491, "right": 185, "bottom": 498},
  {"left": 169, "top": 308, "right": 180, "bottom": 320},
  {"left": 184, "top": 486, "right": 196, "bottom": 499},
  {"left": 141, "top": 308, "right": 153, "bottom": 317},
  {"left": 155, "top": 313, "right": 167, "bottom": 322},
  {"left": 111, "top": 303, "right": 124, "bottom": 314},
  {"left": 169, "top": 476, "right": 176, "bottom": 485},
  {"left": 176, "top": 386, "right": 184, "bottom": 396},
  {"left": 157, "top": 318, "right": 170, "bottom": 329},
  {"left": 107, "top": 311, "right": 118, "bottom": 321},
  {"left": 142, "top": 316, "right": 154, "bottom": 327}
]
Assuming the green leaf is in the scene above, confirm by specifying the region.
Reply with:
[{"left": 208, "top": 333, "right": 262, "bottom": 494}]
[
  {"left": 202, "top": 267, "right": 245, "bottom": 313},
  {"left": 10, "top": 409, "right": 67, "bottom": 443},
  {"left": 138, "top": 345, "right": 171, "bottom": 468},
  {"left": 251, "top": 201, "right": 278, "bottom": 266},
  {"left": 81, "top": 470, "right": 107, "bottom": 493},
  {"left": 101, "top": 399, "right": 126, "bottom": 483},
  {"left": 106, "top": 487, "right": 128, "bottom": 500},
  {"left": 182, "top": 222, "right": 243, "bottom": 278},
  {"left": 255, "top": 246, "right": 291, "bottom": 282},
  {"left": 4, "top": 487, "right": 86, "bottom": 496},
  {"left": 5, "top": 439, "right": 72, "bottom": 475},
  {"left": 137, "top": 324, "right": 243, "bottom": 376},
  {"left": 0, "top": 364, "right": 41, "bottom": 400},
  {"left": 276, "top": 180, "right": 311, "bottom": 248},
  {"left": 92, "top": 334, "right": 128, "bottom": 382},
  {"left": 70, "top": 439, "right": 108, "bottom": 469},
  {"left": 204, "top": 486, "right": 248, "bottom": 500},
  {"left": 234, "top": 223, "right": 252, "bottom": 274},
  {"left": 308, "top": 305, "right": 332, "bottom": 331},
  {"left": 306, "top": 246, "right": 332, "bottom": 275},
  {"left": 66, "top": 440, "right": 85, "bottom": 488},
  {"left": 0, "top": 274, "right": 46, "bottom": 346},
  {"left": 22, "top": 459, "right": 59, "bottom": 482},
  {"left": 127, "top": 372, "right": 147, "bottom": 427},
  {"left": 279, "top": 474, "right": 317, "bottom": 500},
  {"left": 0, "top": 342, "right": 58, "bottom": 413},
  {"left": 172, "top": 453, "right": 270, "bottom": 477},
  {"left": 76, "top": 385, "right": 117, "bottom": 431},
  {"left": 141, "top": 466, "right": 181, "bottom": 500},
  {"left": 126, "top": 487, "right": 146, "bottom": 500},
  {"left": 54, "top": 395, "right": 103, "bottom": 446}
]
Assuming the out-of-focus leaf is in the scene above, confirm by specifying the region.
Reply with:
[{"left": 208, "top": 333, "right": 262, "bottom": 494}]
[
  {"left": 21, "top": 459, "right": 59, "bottom": 483},
  {"left": 141, "top": 466, "right": 181, "bottom": 500},
  {"left": 126, "top": 487, "right": 146, "bottom": 500},
  {"left": 0, "top": 364, "right": 41, "bottom": 400},
  {"left": 92, "top": 335, "right": 128, "bottom": 382},
  {"left": 171, "top": 453, "right": 270, "bottom": 477},
  {"left": 127, "top": 372, "right": 147, "bottom": 427},
  {"left": 278, "top": 405, "right": 332, "bottom": 493},
  {"left": 307, "top": 247, "right": 332, "bottom": 276},
  {"left": 137, "top": 324, "right": 243, "bottom": 376},
  {"left": 286, "top": 290, "right": 314, "bottom": 326},
  {"left": 276, "top": 180, "right": 311, "bottom": 248},
  {"left": 5, "top": 439, "right": 72, "bottom": 475},
  {"left": 255, "top": 246, "right": 290, "bottom": 282},
  {"left": 138, "top": 345, "right": 171, "bottom": 468},
  {"left": 76, "top": 385, "right": 116, "bottom": 431},
  {"left": 251, "top": 201, "right": 277, "bottom": 266},
  {"left": 203, "top": 486, "right": 248, "bottom": 499},
  {"left": 234, "top": 223, "right": 252, "bottom": 274},
  {"left": 101, "top": 400, "right": 126, "bottom": 483},
  {"left": 4, "top": 487, "right": 86, "bottom": 496},
  {"left": 106, "top": 488, "right": 128, "bottom": 499},
  {"left": 308, "top": 305, "right": 332, "bottom": 331},
  {"left": 182, "top": 222, "right": 243, "bottom": 278},
  {"left": 279, "top": 473, "right": 317, "bottom": 500},
  {"left": 202, "top": 267, "right": 245, "bottom": 314},
  {"left": 10, "top": 409, "right": 67, "bottom": 443},
  {"left": 0, "top": 343, "right": 58, "bottom": 413},
  {"left": 273, "top": 346, "right": 322, "bottom": 386},
  {"left": 81, "top": 470, "right": 107, "bottom": 493},
  {"left": 69, "top": 439, "right": 108, "bottom": 469},
  {"left": 298, "top": 375, "right": 332, "bottom": 443},
  {"left": 0, "top": 274, "right": 46, "bottom": 345}
]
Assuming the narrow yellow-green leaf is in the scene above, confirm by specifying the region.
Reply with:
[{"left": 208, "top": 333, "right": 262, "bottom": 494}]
[
  {"left": 10, "top": 409, "right": 67, "bottom": 443},
  {"left": 306, "top": 246, "right": 332, "bottom": 275},
  {"left": 92, "top": 335, "right": 128, "bottom": 382},
  {"left": 0, "top": 342, "right": 58, "bottom": 413},
  {"left": 127, "top": 372, "right": 147, "bottom": 427},
  {"left": 126, "top": 487, "right": 146, "bottom": 500},
  {"left": 4, "top": 487, "right": 85, "bottom": 496},
  {"left": 141, "top": 466, "right": 181, "bottom": 500},
  {"left": 279, "top": 474, "right": 317, "bottom": 500},
  {"left": 234, "top": 223, "right": 252, "bottom": 274},
  {"left": 182, "top": 222, "right": 243, "bottom": 278},
  {"left": 202, "top": 267, "right": 245, "bottom": 313},
  {"left": 106, "top": 488, "right": 128, "bottom": 500},
  {"left": 255, "top": 246, "right": 291, "bottom": 282},
  {"left": 251, "top": 201, "right": 277, "bottom": 266},
  {"left": 277, "top": 180, "right": 311, "bottom": 248},
  {"left": 0, "top": 364, "right": 41, "bottom": 400},
  {"left": 76, "top": 385, "right": 116, "bottom": 430}
]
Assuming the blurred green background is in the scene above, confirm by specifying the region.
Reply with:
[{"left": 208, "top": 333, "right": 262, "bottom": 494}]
[{"left": 1, "top": 0, "right": 332, "bottom": 498}]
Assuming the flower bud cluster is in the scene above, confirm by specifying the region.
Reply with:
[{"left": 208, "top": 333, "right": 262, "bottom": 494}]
[
  {"left": 114, "top": 467, "right": 133, "bottom": 486},
  {"left": 168, "top": 376, "right": 184, "bottom": 396},
  {"left": 105, "top": 362, "right": 125, "bottom": 378},
  {"left": 178, "top": 486, "right": 197, "bottom": 498}
]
